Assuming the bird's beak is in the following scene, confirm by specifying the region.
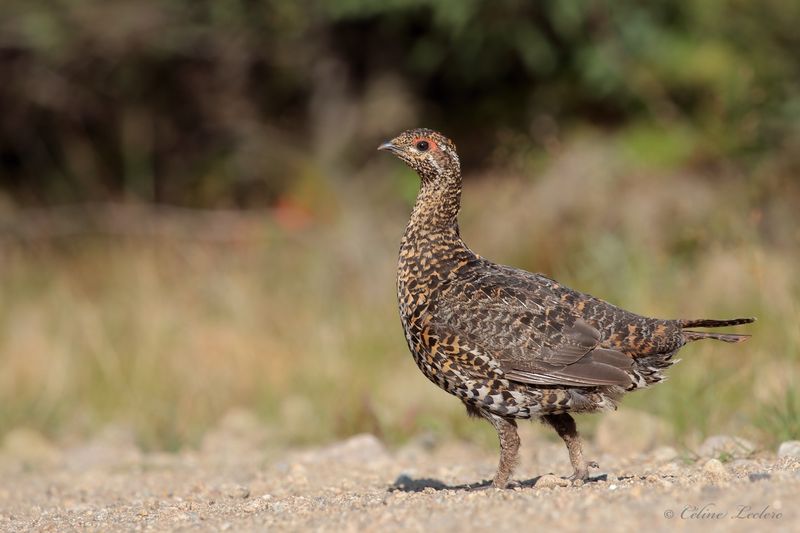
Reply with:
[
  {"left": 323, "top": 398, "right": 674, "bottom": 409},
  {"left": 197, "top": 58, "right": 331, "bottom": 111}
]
[{"left": 377, "top": 140, "right": 400, "bottom": 154}]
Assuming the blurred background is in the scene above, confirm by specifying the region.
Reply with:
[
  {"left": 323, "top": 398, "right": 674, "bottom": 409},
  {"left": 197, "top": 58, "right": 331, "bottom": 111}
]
[{"left": 0, "top": 1, "right": 798, "bottom": 453}]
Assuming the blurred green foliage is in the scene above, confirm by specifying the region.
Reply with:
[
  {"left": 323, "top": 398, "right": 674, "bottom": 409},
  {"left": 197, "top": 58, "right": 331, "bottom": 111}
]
[
  {"left": 0, "top": 1, "right": 799, "bottom": 452},
  {"left": 0, "top": 0, "right": 798, "bottom": 205}
]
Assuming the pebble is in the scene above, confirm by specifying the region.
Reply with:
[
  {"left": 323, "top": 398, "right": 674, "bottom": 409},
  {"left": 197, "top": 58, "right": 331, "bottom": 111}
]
[
  {"left": 777, "top": 441, "right": 800, "bottom": 459},
  {"left": 1, "top": 428, "right": 62, "bottom": 467},
  {"left": 728, "top": 459, "right": 758, "bottom": 470},
  {"left": 702, "top": 458, "right": 730, "bottom": 482},
  {"left": 224, "top": 485, "right": 250, "bottom": 499},
  {"left": 657, "top": 462, "right": 680, "bottom": 475},
  {"left": 650, "top": 446, "right": 679, "bottom": 462},
  {"left": 3, "top": 433, "right": 798, "bottom": 531},
  {"left": 244, "top": 500, "right": 262, "bottom": 512},
  {"left": 698, "top": 435, "right": 755, "bottom": 459},
  {"left": 748, "top": 472, "right": 771, "bottom": 482},
  {"left": 293, "top": 434, "right": 389, "bottom": 466},
  {"left": 534, "top": 474, "right": 570, "bottom": 489}
]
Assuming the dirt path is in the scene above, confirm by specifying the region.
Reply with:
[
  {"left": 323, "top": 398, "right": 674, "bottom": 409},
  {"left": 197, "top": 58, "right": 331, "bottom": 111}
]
[{"left": 1, "top": 419, "right": 798, "bottom": 532}]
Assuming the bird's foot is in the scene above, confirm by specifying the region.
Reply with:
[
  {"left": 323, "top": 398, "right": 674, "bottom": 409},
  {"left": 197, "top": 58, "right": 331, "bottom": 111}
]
[
  {"left": 569, "top": 461, "right": 599, "bottom": 485},
  {"left": 487, "top": 475, "right": 521, "bottom": 490},
  {"left": 490, "top": 478, "right": 508, "bottom": 490}
]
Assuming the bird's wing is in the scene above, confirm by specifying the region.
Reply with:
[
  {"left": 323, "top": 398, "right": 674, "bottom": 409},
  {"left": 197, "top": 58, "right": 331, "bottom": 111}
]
[{"left": 432, "top": 266, "right": 633, "bottom": 388}]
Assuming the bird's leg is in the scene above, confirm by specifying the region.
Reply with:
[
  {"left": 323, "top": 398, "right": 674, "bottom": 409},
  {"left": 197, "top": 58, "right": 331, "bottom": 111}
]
[
  {"left": 542, "top": 413, "right": 597, "bottom": 482},
  {"left": 484, "top": 412, "right": 520, "bottom": 489}
]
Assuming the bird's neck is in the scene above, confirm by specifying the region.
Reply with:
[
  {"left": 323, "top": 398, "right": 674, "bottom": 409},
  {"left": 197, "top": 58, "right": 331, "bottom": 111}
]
[{"left": 406, "top": 172, "right": 462, "bottom": 237}]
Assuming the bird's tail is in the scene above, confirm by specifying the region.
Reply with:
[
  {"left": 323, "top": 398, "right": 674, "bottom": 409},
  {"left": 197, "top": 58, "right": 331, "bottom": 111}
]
[{"left": 680, "top": 317, "right": 756, "bottom": 344}]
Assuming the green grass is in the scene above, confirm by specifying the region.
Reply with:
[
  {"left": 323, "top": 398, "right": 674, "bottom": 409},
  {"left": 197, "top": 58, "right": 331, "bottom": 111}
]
[
  {"left": 758, "top": 389, "right": 800, "bottom": 444},
  {"left": 0, "top": 133, "right": 797, "bottom": 452}
]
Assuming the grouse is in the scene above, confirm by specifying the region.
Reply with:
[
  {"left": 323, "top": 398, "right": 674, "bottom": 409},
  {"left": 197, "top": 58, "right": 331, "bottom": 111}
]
[{"left": 379, "top": 128, "right": 755, "bottom": 489}]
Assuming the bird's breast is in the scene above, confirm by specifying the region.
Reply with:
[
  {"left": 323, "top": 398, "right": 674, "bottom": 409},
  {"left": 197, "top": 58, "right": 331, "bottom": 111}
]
[{"left": 397, "top": 240, "right": 476, "bottom": 317}]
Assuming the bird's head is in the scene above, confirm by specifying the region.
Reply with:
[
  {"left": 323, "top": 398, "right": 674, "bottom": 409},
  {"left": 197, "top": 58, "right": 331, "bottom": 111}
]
[{"left": 378, "top": 128, "right": 460, "bottom": 182}]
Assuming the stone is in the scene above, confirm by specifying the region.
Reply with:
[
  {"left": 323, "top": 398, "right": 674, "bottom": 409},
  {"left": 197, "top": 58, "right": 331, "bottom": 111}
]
[
  {"left": 698, "top": 435, "right": 756, "bottom": 459},
  {"left": 702, "top": 458, "right": 730, "bottom": 482},
  {"left": 650, "top": 446, "right": 679, "bottom": 462},
  {"left": 201, "top": 408, "right": 270, "bottom": 459},
  {"left": 657, "top": 462, "right": 681, "bottom": 475},
  {"left": 64, "top": 424, "right": 141, "bottom": 470},
  {"left": 777, "top": 440, "right": 800, "bottom": 459},
  {"left": 534, "top": 474, "right": 570, "bottom": 489},
  {"left": 293, "top": 434, "right": 389, "bottom": 466},
  {"left": 1, "top": 428, "right": 61, "bottom": 468},
  {"left": 748, "top": 472, "right": 770, "bottom": 482},
  {"left": 223, "top": 485, "right": 250, "bottom": 499}
]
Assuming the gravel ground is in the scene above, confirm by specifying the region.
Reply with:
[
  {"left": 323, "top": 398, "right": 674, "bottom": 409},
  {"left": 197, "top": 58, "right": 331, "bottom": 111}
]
[{"left": 1, "top": 413, "right": 798, "bottom": 532}]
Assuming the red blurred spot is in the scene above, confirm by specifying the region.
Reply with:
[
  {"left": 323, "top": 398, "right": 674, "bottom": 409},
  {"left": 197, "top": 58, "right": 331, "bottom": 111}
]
[{"left": 273, "top": 197, "right": 314, "bottom": 231}]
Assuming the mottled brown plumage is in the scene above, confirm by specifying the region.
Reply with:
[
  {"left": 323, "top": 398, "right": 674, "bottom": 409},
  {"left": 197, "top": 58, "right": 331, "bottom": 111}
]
[{"left": 379, "top": 128, "right": 755, "bottom": 489}]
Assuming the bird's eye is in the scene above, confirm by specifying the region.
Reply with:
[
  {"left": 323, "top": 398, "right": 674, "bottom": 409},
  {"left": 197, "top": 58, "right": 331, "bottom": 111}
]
[{"left": 415, "top": 140, "right": 429, "bottom": 152}]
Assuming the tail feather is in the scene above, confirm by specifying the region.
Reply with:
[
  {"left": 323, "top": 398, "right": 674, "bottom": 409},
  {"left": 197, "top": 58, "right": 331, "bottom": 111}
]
[
  {"left": 680, "top": 316, "right": 755, "bottom": 344},
  {"left": 683, "top": 331, "right": 751, "bottom": 343},
  {"left": 679, "top": 317, "right": 756, "bottom": 328}
]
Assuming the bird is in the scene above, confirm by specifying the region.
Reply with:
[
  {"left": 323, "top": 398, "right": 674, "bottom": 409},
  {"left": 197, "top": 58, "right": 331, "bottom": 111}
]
[{"left": 378, "top": 128, "right": 755, "bottom": 489}]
